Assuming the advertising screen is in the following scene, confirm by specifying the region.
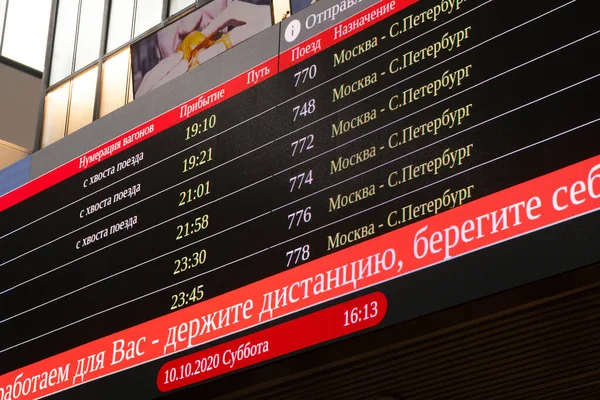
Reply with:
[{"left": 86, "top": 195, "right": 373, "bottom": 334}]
[{"left": 131, "top": 0, "right": 273, "bottom": 98}]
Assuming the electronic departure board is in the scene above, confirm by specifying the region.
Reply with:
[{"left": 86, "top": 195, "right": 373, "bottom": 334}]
[{"left": 1, "top": 0, "right": 600, "bottom": 398}]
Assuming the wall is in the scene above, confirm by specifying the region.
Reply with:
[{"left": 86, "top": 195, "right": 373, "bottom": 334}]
[
  {"left": 0, "top": 61, "right": 41, "bottom": 177},
  {"left": 0, "top": 61, "right": 41, "bottom": 152}
]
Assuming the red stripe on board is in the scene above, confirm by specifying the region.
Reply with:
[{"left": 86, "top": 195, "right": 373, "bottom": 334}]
[
  {"left": 157, "top": 292, "right": 386, "bottom": 392},
  {"left": 0, "top": 57, "right": 278, "bottom": 213}
]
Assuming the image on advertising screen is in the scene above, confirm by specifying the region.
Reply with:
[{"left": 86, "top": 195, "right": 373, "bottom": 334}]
[
  {"left": 1, "top": 0, "right": 599, "bottom": 398},
  {"left": 131, "top": 0, "right": 272, "bottom": 98}
]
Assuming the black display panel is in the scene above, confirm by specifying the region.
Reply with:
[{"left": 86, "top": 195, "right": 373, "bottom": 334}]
[{"left": 1, "top": 0, "right": 599, "bottom": 398}]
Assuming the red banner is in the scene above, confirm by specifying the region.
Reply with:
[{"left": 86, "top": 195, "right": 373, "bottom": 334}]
[
  {"left": 157, "top": 292, "right": 387, "bottom": 392},
  {"left": 1, "top": 155, "right": 599, "bottom": 399}
]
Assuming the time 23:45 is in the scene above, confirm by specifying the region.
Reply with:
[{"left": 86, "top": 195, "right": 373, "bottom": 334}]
[{"left": 171, "top": 285, "right": 204, "bottom": 311}]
